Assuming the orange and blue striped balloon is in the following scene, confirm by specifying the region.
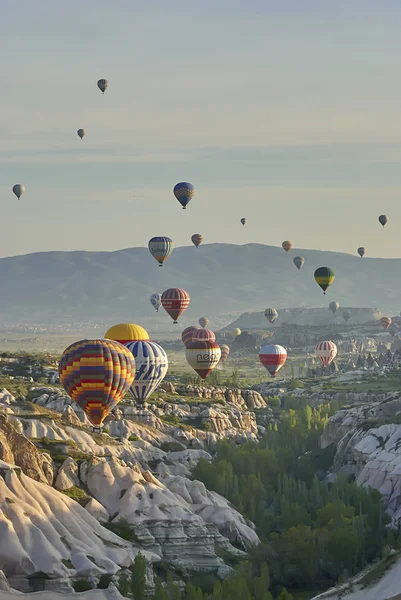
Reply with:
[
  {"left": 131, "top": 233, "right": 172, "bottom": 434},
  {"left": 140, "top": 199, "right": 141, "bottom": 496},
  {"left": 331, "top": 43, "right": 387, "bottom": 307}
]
[{"left": 58, "top": 339, "right": 135, "bottom": 426}]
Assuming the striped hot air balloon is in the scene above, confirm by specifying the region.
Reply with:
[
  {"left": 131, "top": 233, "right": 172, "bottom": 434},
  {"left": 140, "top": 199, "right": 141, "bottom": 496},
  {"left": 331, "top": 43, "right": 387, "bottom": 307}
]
[
  {"left": 125, "top": 341, "right": 168, "bottom": 403},
  {"left": 58, "top": 339, "right": 135, "bottom": 427},
  {"left": 259, "top": 344, "right": 287, "bottom": 377},
  {"left": 185, "top": 339, "right": 221, "bottom": 379},
  {"left": 314, "top": 267, "right": 335, "bottom": 294},
  {"left": 315, "top": 341, "right": 337, "bottom": 367},
  {"left": 104, "top": 323, "right": 149, "bottom": 344},
  {"left": 380, "top": 316, "right": 392, "bottom": 330},
  {"left": 181, "top": 326, "right": 199, "bottom": 347},
  {"left": 174, "top": 182, "right": 194, "bottom": 209},
  {"left": 264, "top": 308, "right": 278, "bottom": 324},
  {"left": 148, "top": 236, "right": 174, "bottom": 267},
  {"left": 219, "top": 344, "right": 230, "bottom": 363},
  {"left": 199, "top": 317, "right": 209, "bottom": 328},
  {"left": 191, "top": 234, "right": 203, "bottom": 248},
  {"left": 193, "top": 328, "right": 216, "bottom": 342},
  {"left": 150, "top": 293, "right": 162, "bottom": 312},
  {"left": 161, "top": 288, "right": 190, "bottom": 323}
]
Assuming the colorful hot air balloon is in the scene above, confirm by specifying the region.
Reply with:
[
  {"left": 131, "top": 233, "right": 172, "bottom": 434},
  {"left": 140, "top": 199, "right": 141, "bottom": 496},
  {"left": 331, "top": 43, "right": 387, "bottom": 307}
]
[
  {"left": 150, "top": 293, "right": 162, "bottom": 312},
  {"left": 193, "top": 328, "right": 216, "bottom": 342},
  {"left": 12, "top": 184, "right": 25, "bottom": 199},
  {"left": 380, "top": 316, "right": 392, "bottom": 330},
  {"left": 105, "top": 323, "right": 150, "bottom": 344},
  {"left": 191, "top": 234, "right": 203, "bottom": 248},
  {"left": 181, "top": 326, "right": 199, "bottom": 347},
  {"left": 219, "top": 344, "right": 230, "bottom": 363},
  {"left": 97, "top": 79, "right": 108, "bottom": 93},
  {"left": 315, "top": 340, "right": 337, "bottom": 367},
  {"left": 329, "top": 301, "right": 339, "bottom": 314},
  {"left": 264, "top": 308, "right": 278, "bottom": 324},
  {"left": 199, "top": 317, "right": 209, "bottom": 329},
  {"left": 314, "top": 267, "right": 335, "bottom": 294},
  {"left": 185, "top": 339, "right": 221, "bottom": 379},
  {"left": 342, "top": 310, "right": 351, "bottom": 323},
  {"left": 282, "top": 241, "right": 293, "bottom": 252},
  {"left": 259, "top": 344, "right": 287, "bottom": 377},
  {"left": 293, "top": 256, "right": 305, "bottom": 270},
  {"left": 232, "top": 328, "right": 241, "bottom": 338},
  {"left": 125, "top": 341, "right": 168, "bottom": 403},
  {"left": 77, "top": 129, "right": 85, "bottom": 139},
  {"left": 174, "top": 182, "right": 194, "bottom": 209},
  {"left": 240, "top": 218, "right": 247, "bottom": 226},
  {"left": 58, "top": 339, "right": 135, "bottom": 427},
  {"left": 161, "top": 288, "right": 190, "bottom": 323},
  {"left": 148, "top": 236, "right": 174, "bottom": 267},
  {"left": 379, "top": 215, "right": 388, "bottom": 227},
  {"left": 357, "top": 247, "right": 365, "bottom": 258}
]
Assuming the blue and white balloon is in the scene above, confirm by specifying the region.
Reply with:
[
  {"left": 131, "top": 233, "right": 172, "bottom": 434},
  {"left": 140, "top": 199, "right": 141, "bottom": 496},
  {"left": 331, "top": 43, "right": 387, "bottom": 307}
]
[
  {"left": 150, "top": 293, "right": 162, "bottom": 312},
  {"left": 125, "top": 341, "right": 168, "bottom": 403}
]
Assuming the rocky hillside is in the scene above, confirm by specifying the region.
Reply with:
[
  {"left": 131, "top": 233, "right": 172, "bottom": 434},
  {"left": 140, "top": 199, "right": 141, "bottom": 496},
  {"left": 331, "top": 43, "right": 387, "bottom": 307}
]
[
  {"left": 0, "top": 384, "right": 268, "bottom": 594},
  {"left": 1, "top": 244, "right": 401, "bottom": 324}
]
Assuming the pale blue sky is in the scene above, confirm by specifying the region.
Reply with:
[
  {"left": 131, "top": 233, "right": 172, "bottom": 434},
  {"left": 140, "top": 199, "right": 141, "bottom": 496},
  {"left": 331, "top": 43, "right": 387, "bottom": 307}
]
[{"left": 2, "top": 1, "right": 401, "bottom": 258}]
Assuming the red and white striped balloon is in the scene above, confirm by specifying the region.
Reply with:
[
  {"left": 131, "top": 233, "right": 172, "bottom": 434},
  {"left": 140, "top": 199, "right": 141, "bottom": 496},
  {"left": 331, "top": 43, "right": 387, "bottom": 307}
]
[
  {"left": 259, "top": 344, "right": 287, "bottom": 377},
  {"left": 193, "top": 328, "right": 216, "bottom": 342},
  {"left": 161, "top": 288, "right": 190, "bottom": 324},
  {"left": 315, "top": 340, "right": 337, "bottom": 367},
  {"left": 185, "top": 339, "right": 221, "bottom": 379}
]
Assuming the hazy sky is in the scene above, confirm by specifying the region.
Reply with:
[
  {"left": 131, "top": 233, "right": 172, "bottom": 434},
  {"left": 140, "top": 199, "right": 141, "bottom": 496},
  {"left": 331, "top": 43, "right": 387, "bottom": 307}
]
[{"left": 2, "top": 1, "right": 401, "bottom": 258}]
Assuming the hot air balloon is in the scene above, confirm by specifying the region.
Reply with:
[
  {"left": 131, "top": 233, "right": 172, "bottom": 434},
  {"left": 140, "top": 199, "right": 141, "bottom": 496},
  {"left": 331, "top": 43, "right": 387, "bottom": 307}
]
[
  {"left": 12, "top": 184, "right": 25, "bottom": 199},
  {"left": 150, "top": 293, "right": 162, "bottom": 312},
  {"left": 357, "top": 247, "right": 365, "bottom": 257},
  {"left": 388, "top": 324, "right": 399, "bottom": 337},
  {"left": 240, "top": 218, "right": 247, "bottom": 226},
  {"left": 58, "top": 339, "right": 135, "bottom": 428},
  {"left": 148, "top": 236, "right": 174, "bottom": 267},
  {"left": 315, "top": 340, "right": 337, "bottom": 367},
  {"left": 264, "top": 308, "right": 278, "bottom": 324},
  {"left": 185, "top": 339, "right": 221, "bottom": 379},
  {"left": 174, "top": 182, "right": 194, "bottom": 209},
  {"left": 193, "top": 328, "right": 216, "bottom": 342},
  {"left": 199, "top": 317, "right": 209, "bottom": 329},
  {"left": 282, "top": 241, "right": 293, "bottom": 253},
  {"left": 329, "top": 301, "right": 339, "bottom": 314},
  {"left": 161, "top": 288, "right": 190, "bottom": 323},
  {"left": 104, "top": 323, "right": 149, "bottom": 344},
  {"left": 181, "top": 326, "right": 199, "bottom": 347},
  {"left": 191, "top": 234, "right": 203, "bottom": 248},
  {"left": 77, "top": 129, "right": 85, "bottom": 140},
  {"left": 342, "top": 310, "right": 351, "bottom": 323},
  {"left": 125, "top": 341, "right": 168, "bottom": 403},
  {"left": 379, "top": 215, "right": 388, "bottom": 227},
  {"left": 219, "top": 344, "right": 230, "bottom": 363},
  {"left": 314, "top": 267, "right": 335, "bottom": 294},
  {"left": 259, "top": 344, "right": 287, "bottom": 377},
  {"left": 97, "top": 79, "right": 108, "bottom": 94},
  {"left": 380, "top": 316, "right": 392, "bottom": 330},
  {"left": 293, "top": 256, "right": 305, "bottom": 270},
  {"left": 232, "top": 328, "right": 241, "bottom": 338}
]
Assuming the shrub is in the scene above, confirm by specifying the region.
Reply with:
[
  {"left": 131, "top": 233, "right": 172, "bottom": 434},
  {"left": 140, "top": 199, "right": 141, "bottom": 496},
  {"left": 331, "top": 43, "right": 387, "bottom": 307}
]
[{"left": 73, "top": 580, "right": 92, "bottom": 592}]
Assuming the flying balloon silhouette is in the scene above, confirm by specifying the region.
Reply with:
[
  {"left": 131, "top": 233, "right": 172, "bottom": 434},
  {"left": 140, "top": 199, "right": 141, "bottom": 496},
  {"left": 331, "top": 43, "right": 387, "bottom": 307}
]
[{"left": 174, "top": 182, "right": 194, "bottom": 209}]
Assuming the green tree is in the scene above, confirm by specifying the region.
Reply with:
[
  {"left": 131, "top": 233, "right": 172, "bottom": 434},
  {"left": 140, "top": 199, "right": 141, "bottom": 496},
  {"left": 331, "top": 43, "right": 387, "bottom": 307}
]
[{"left": 130, "top": 553, "right": 146, "bottom": 600}]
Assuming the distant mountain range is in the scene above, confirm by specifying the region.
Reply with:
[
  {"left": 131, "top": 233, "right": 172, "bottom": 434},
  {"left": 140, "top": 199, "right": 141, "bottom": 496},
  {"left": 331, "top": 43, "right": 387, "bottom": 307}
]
[{"left": 0, "top": 243, "right": 400, "bottom": 325}]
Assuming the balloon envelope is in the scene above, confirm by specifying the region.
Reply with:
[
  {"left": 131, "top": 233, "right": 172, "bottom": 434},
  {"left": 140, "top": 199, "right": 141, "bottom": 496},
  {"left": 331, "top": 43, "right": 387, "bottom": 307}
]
[
  {"left": 105, "top": 323, "right": 149, "bottom": 344},
  {"left": 77, "top": 129, "right": 85, "bottom": 139},
  {"left": 264, "top": 308, "right": 278, "bottom": 324},
  {"left": 148, "top": 236, "right": 174, "bottom": 266},
  {"left": 329, "top": 301, "right": 339, "bottom": 314},
  {"left": 193, "top": 328, "right": 216, "bottom": 342},
  {"left": 161, "top": 288, "right": 190, "bottom": 323},
  {"left": 315, "top": 341, "right": 337, "bottom": 367},
  {"left": 342, "top": 311, "right": 351, "bottom": 323},
  {"left": 199, "top": 317, "right": 209, "bottom": 328},
  {"left": 12, "top": 184, "right": 25, "bottom": 199},
  {"left": 58, "top": 338, "right": 135, "bottom": 426},
  {"left": 174, "top": 182, "right": 194, "bottom": 209},
  {"left": 357, "top": 247, "right": 365, "bottom": 257},
  {"left": 259, "top": 344, "right": 287, "bottom": 377},
  {"left": 150, "top": 293, "right": 162, "bottom": 312},
  {"left": 125, "top": 341, "right": 168, "bottom": 403},
  {"left": 380, "top": 316, "right": 392, "bottom": 330},
  {"left": 379, "top": 215, "right": 388, "bottom": 227},
  {"left": 219, "top": 344, "right": 230, "bottom": 362},
  {"left": 314, "top": 267, "right": 335, "bottom": 294},
  {"left": 191, "top": 234, "right": 203, "bottom": 247},
  {"left": 240, "top": 218, "right": 246, "bottom": 225},
  {"left": 293, "top": 256, "right": 305, "bottom": 270},
  {"left": 97, "top": 79, "right": 108, "bottom": 93},
  {"left": 185, "top": 339, "right": 221, "bottom": 379},
  {"left": 232, "top": 328, "right": 241, "bottom": 338},
  {"left": 181, "top": 326, "right": 200, "bottom": 347},
  {"left": 282, "top": 241, "right": 293, "bottom": 252}
]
